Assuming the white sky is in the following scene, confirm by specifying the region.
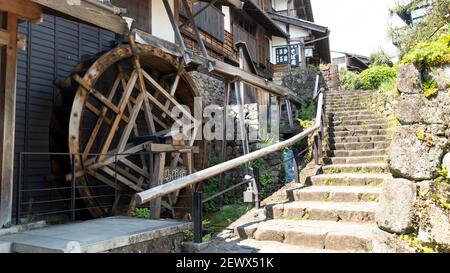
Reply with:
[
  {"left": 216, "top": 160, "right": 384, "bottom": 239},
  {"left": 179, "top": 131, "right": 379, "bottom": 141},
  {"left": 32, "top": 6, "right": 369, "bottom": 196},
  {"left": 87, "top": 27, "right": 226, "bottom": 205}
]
[{"left": 311, "top": 0, "right": 406, "bottom": 59}]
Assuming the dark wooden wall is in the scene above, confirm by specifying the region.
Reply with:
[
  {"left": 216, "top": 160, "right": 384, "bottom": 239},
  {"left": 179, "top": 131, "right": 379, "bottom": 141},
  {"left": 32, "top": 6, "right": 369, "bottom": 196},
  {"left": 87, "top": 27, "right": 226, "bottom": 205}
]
[
  {"left": 112, "top": 0, "right": 151, "bottom": 33},
  {"left": 14, "top": 14, "right": 114, "bottom": 216},
  {"left": 180, "top": 1, "right": 225, "bottom": 42}
]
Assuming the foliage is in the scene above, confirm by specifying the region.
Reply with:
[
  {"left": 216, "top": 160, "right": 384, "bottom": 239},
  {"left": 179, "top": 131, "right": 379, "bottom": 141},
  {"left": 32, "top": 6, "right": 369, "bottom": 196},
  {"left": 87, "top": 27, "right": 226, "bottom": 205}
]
[
  {"left": 132, "top": 208, "right": 150, "bottom": 219},
  {"left": 203, "top": 204, "right": 249, "bottom": 234},
  {"left": 388, "top": 0, "right": 450, "bottom": 56},
  {"left": 434, "top": 165, "right": 450, "bottom": 184},
  {"left": 202, "top": 156, "right": 222, "bottom": 213},
  {"left": 401, "top": 33, "right": 450, "bottom": 68},
  {"left": 422, "top": 79, "right": 438, "bottom": 98},
  {"left": 258, "top": 137, "right": 274, "bottom": 148},
  {"left": 203, "top": 175, "right": 219, "bottom": 213},
  {"left": 369, "top": 50, "right": 394, "bottom": 67},
  {"left": 359, "top": 66, "right": 397, "bottom": 90},
  {"left": 296, "top": 118, "right": 314, "bottom": 129},
  {"left": 297, "top": 102, "right": 316, "bottom": 120},
  {"left": 416, "top": 129, "right": 434, "bottom": 148},
  {"left": 296, "top": 102, "right": 316, "bottom": 129},
  {"left": 339, "top": 68, "right": 360, "bottom": 90},
  {"left": 378, "top": 77, "right": 399, "bottom": 97},
  {"left": 183, "top": 229, "right": 193, "bottom": 241},
  {"left": 400, "top": 234, "right": 435, "bottom": 253},
  {"left": 251, "top": 158, "right": 266, "bottom": 169},
  {"left": 258, "top": 172, "right": 274, "bottom": 199}
]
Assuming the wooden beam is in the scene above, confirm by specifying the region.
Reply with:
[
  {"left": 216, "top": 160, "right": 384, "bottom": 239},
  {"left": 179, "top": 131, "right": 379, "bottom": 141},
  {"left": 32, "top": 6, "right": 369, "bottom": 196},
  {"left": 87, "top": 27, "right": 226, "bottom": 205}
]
[
  {"left": 32, "top": 0, "right": 125, "bottom": 34},
  {"left": 0, "top": 0, "right": 42, "bottom": 22},
  {"left": 132, "top": 30, "right": 303, "bottom": 106},
  {"left": 0, "top": 12, "right": 18, "bottom": 227},
  {"left": 0, "top": 29, "right": 9, "bottom": 46},
  {"left": 150, "top": 152, "right": 166, "bottom": 219}
]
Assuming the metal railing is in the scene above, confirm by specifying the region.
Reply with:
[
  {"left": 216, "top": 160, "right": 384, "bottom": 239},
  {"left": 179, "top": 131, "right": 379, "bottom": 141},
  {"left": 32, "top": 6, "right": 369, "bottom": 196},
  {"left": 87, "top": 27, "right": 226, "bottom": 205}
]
[
  {"left": 135, "top": 75, "right": 324, "bottom": 243},
  {"left": 14, "top": 151, "right": 154, "bottom": 225}
]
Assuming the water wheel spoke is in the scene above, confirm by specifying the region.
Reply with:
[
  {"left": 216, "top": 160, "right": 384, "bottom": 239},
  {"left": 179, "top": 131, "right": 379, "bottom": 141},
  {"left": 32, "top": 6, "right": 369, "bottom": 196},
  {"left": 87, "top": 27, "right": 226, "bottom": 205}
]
[
  {"left": 142, "top": 69, "right": 196, "bottom": 122},
  {"left": 116, "top": 92, "right": 146, "bottom": 153},
  {"left": 83, "top": 72, "right": 123, "bottom": 159},
  {"left": 101, "top": 166, "right": 144, "bottom": 192},
  {"left": 161, "top": 72, "right": 182, "bottom": 118},
  {"left": 67, "top": 44, "right": 201, "bottom": 219},
  {"left": 120, "top": 158, "right": 150, "bottom": 179},
  {"left": 97, "top": 70, "right": 138, "bottom": 161}
]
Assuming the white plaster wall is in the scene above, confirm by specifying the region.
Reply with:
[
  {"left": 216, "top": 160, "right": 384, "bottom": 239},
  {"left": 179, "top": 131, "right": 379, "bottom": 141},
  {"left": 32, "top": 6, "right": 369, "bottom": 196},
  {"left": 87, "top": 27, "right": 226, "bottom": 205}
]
[
  {"left": 222, "top": 6, "right": 231, "bottom": 32},
  {"left": 271, "top": 36, "right": 288, "bottom": 62},
  {"left": 273, "top": 0, "right": 288, "bottom": 11},
  {"left": 289, "top": 25, "right": 310, "bottom": 39},
  {"left": 151, "top": 0, "right": 175, "bottom": 43}
]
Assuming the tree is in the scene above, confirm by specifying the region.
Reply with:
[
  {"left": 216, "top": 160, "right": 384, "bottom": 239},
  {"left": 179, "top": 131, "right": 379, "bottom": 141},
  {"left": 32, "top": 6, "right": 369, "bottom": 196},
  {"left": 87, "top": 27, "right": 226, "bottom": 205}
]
[{"left": 388, "top": 0, "right": 450, "bottom": 57}]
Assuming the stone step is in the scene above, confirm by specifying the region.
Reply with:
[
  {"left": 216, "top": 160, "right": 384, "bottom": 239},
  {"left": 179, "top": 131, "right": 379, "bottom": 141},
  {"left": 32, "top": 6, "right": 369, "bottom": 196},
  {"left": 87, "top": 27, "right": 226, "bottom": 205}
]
[
  {"left": 325, "top": 103, "right": 368, "bottom": 108},
  {"left": 325, "top": 100, "right": 368, "bottom": 104},
  {"left": 327, "top": 114, "right": 380, "bottom": 121},
  {"left": 246, "top": 220, "right": 377, "bottom": 252},
  {"left": 292, "top": 186, "right": 381, "bottom": 203},
  {"left": 267, "top": 201, "right": 377, "bottom": 223},
  {"left": 326, "top": 101, "right": 368, "bottom": 105},
  {"left": 326, "top": 149, "right": 388, "bottom": 157},
  {"left": 329, "top": 141, "right": 390, "bottom": 150},
  {"left": 323, "top": 155, "right": 387, "bottom": 164},
  {"left": 326, "top": 93, "right": 372, "bottom": 98},
  {"left": 322, "top": 163, "right": 390, "bottom": 174},
  {"left": 222, "top": 239, "right": 339, "bottom": 253},
  {"left": 310, "top": 173, "right": 390, "bottom": 186},
  {"left": 331, "top": 119, "right": 388, "bottom": 126},
  {"left": 325, "top": 100, "right": 370, "bottom": 105},
  {"left": 328, "top": 129, "right": 389, "bottom": 137},
  {"left": 325, "top": 110, "right": 374, "bottom": 117},
  {"left": 326, "top": 107, "right": 367, "bottom": 112},
  {"left": 329, "top": 124, "right": 390, "bottom": 132},
  {"left": 329, "top": 135, "right": 388, "bottom": 144}
]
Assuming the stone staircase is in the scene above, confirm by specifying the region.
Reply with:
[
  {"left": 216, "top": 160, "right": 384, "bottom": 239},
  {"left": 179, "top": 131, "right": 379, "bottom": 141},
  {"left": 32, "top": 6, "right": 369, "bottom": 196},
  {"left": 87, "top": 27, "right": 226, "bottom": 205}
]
[{"left": 234, "top": 90, "right": 395, "bottom": 253}]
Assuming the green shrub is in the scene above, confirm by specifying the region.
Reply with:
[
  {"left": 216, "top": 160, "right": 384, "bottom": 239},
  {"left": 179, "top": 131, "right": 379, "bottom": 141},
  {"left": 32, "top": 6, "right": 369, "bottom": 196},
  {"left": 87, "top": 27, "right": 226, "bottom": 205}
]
[
  {"left": 378, "top": 77, "right": 399, "bottom": 97},
  {"left": 369, "top": 50, "right": 393, "bottom": 67},
  {"left": 422, "top": 79, "right": 438, "bottom": 98},
  {"left": 339, "top": 68, "right": 360, "bottom": 90},
  {"left": 401, "top": 33, "right": 450, "bottom": 68},
  {"left": 297, "top": 102, "right": 315, "bottom": 120},
  {"left": 359, "top": 66, "right": 396, "bottom": 90},
  {"left": 132, "top": 208, "right": 150, "bottom": 219}
]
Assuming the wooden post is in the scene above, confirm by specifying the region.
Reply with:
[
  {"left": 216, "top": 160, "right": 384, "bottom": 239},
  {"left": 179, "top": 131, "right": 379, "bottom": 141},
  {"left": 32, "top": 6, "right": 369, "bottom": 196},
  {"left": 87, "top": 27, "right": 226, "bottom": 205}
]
[
  {"left": 150, "top": 152, "right": 166, "bottom": 219},
  {"left": 0, "top": 12, "right": 18, "bottom": 227},
  {"left": 285, "top": 99, "right": 294, "bottom": 129},
  {"left": 218, "top": 81, "right": 230, "bottom": 206},
  {"left": 300, "top": 38, "right": 306, "bottom": 69},
  {"left": 162, "top": 0, "right": 191, "bottom": 64}
]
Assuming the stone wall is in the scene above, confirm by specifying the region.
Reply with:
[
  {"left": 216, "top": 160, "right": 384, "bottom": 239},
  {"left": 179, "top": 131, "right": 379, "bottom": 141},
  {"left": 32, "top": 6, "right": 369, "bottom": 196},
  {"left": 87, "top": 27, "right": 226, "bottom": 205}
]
[
  {"left": 378, "top": 63, "right": 450, "bottom": 248},
  {"left": 189, "top": 72, "right": 285, "bottom": 202},
  {"left": 105, "top": 232, "right": 184, "bottom": 253},
  {"left": 319, "top": 64, "right": 340, "bottom": 92}
]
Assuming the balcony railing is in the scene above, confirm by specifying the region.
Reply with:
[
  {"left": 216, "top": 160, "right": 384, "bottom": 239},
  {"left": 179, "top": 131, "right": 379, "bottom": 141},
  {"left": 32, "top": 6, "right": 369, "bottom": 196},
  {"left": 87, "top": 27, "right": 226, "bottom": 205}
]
[
  {"left": 232, "top": 23, "right": 257, "bottom": 61},
  {"left": 180, "top": 2, "right": 225, "bottom": 42}
]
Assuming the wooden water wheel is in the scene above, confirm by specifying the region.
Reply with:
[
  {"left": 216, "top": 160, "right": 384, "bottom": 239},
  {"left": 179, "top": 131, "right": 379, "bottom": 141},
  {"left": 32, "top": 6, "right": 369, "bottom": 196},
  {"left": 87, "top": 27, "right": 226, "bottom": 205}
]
[{"left": 54, "top": 39, "right": 202, "bottom": 219}]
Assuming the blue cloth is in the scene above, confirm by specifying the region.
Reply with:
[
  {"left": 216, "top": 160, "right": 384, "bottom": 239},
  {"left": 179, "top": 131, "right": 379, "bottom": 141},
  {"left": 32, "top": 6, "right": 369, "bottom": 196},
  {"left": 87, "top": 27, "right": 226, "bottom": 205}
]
[{"left": 283, "top": 149, "right": 295, "bottom": 183}]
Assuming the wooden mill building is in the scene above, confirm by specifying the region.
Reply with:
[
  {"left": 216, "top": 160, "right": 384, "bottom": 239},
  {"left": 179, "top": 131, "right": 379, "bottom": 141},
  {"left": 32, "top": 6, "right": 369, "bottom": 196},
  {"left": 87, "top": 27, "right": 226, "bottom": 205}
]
[{"left": 0, "top": 0, "right": 329, "bottom": 228}]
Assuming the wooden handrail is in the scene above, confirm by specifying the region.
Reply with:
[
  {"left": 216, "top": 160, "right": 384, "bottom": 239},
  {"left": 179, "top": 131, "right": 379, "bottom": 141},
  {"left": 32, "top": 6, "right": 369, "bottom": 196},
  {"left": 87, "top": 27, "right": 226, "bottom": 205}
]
[
  {"left": 135, "top": 125, "right": 320, "bottom": 205},
  {"left": 136, "top": 75, "right": 325, "bottom": 205}
]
